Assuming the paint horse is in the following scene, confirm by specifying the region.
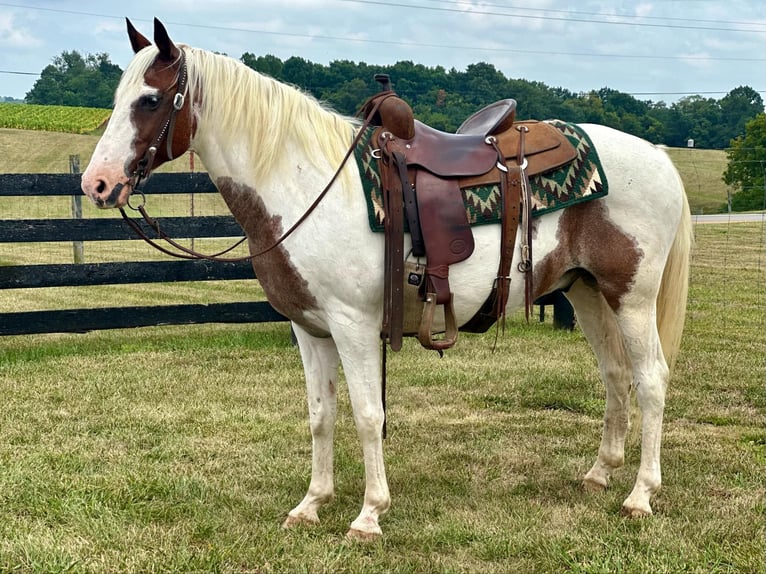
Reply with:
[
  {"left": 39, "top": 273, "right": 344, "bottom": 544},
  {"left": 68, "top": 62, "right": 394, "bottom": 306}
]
[{"left": 81, "top": 19, "right": 692, "bottom": 539}]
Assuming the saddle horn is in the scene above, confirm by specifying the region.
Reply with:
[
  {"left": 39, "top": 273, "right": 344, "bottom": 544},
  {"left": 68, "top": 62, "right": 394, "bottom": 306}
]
[
  {"left": 360, "top": 74, "right": 415, "bottom": 140},
  {"left": 374, "top": 74, "right": 392, "bottom": 92}
]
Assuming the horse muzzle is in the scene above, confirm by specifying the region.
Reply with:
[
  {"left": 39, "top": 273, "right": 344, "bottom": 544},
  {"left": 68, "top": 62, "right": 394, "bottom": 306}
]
[{"left": 81, "top": 176, "right": 133, "bottom": 209}]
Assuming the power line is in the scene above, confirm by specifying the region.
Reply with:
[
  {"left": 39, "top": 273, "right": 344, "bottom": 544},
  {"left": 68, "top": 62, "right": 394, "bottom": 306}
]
[
  {"left": 0, "top": 70, "right": 39, "bottom": 76},
  {"left": 0, "top": 2, "right": 765, "bottom": 63},
  {"left": 414, "top": 0, "right": 766, "bottom": 29},
  {"left": 162, "top": 20, "right": 766, "bottom": 62},
  {"left": 339, "top": 0, "right": 766, "bottom": 33}
]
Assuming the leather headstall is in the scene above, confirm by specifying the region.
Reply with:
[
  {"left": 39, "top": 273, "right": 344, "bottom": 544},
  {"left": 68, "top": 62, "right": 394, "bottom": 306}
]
[{"left": 130, "top": 49, "right": 190, "bottom": 191}]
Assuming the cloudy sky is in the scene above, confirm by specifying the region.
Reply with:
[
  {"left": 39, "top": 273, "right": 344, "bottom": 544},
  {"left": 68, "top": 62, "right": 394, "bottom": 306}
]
[{"left": 1, "top": 0, "right": 765, "bottom": 104}]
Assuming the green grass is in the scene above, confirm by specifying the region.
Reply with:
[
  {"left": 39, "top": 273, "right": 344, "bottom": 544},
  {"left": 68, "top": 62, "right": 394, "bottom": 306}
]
[
  {"left": 0, "top": 103, "right": 111, "bottom": 134},
  {"left": 0, "top": 128, "right": 195, "bottom": 174},
  {"left": 0, "top": 223, "right": 763, "bottom": 573},
  {"left": 665, "top": 147, "right": 729, "bottom": 214},
  {"left": 0, "top": 126, "right": 762, "bottom": 572}
]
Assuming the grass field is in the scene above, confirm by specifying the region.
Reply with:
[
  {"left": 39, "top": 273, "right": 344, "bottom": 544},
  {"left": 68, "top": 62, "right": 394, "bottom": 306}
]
[
  {"left": 0, "top": 103, "right": 111, "bottom": 134},
  {"left": 665, "top": 147, "right": 730, "bottom": 214},
  {"left": 0, "top": 127, "right": 763, "bottom": 572},
  {"left": 0, "top": 128, "right": 194, "bottom": 175},
  {"left": 0, "top": 223, "right": 763, "bottom": 573}
]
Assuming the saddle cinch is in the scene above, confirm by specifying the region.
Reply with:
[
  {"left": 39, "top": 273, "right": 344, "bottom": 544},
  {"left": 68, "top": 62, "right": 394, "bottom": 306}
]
[{"left": 361, "top": 75, "right": 577, "bottom": 352}]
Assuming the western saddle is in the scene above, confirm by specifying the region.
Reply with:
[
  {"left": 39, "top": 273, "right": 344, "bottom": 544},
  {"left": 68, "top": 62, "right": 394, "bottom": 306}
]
[{"left": 361, "top": 75, "right": 576, "bottom": 353}]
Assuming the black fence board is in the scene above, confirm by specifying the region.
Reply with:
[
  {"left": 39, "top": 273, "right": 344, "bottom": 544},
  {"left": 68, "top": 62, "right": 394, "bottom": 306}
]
[
  {"left": 0, "top": 260, "right": 255, "bottom": 289},
  {"left": 0, "top": 215, "right": 244, "bottom": 242},
  {"left": 0, "top": 172, "right": 217, "bottom": 197},
  {"left": 0, "top": 302, "right": 288, "bottom": 336}
]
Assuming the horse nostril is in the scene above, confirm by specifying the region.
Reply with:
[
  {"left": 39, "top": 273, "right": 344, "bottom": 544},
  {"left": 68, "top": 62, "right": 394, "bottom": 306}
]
[{"left": 96, "top": 179, "right": 107, "bottom": 194}]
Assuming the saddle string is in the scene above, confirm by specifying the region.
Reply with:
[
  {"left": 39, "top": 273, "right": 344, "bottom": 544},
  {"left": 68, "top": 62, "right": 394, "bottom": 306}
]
[{"left": 515, "top": 125, "right": 534, "bottom": 322}]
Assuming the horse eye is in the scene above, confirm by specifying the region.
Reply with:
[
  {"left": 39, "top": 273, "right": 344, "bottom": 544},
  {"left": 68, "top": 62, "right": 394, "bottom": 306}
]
[{"left": 139, "top": 94, "right": 161, "bottom": 111}]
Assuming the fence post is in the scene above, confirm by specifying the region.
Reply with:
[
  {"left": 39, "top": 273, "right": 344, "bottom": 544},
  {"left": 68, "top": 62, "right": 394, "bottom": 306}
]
[
  {"left": 535, "top": 290, "right": 575, "bottom": 331},
  {"left": 69, "top": 155, "right": 85, "bottom": 264},
  {"left": 189, "top": 150, "right": 196, "bottom": 252}
]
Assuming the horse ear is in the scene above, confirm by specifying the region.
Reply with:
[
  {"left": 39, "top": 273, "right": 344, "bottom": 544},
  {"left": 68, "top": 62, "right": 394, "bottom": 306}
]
[
  {"left": 153, "top": 18, "right": 180, "bottom": 62},
  {"left": 126, "top": 18, "right": 151, "bottom": 54}
]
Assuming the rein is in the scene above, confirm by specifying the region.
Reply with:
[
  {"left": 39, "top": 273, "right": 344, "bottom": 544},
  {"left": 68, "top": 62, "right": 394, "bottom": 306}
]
[{"left": 120, "top": 84, "right": 391, "bottom": 263}]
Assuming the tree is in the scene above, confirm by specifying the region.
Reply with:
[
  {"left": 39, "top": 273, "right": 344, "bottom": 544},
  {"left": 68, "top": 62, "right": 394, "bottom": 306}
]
[
  {"left": 669, "top": 95, "right": 721, "bottom": 148},
  {"left": 26, "top": 51, "right": 122, "bottom": 108},
  {"left": 722, "top": 113, "right": 766, "bottom": 211},
  {"left": 281, "top": 56, "right": 319, "bottom": 91},
  {"left": 241, "top": 53, "right": 284, "bottom": 79},
  {"left": 718, "top": 86, "right": 765, "bottom": 148}
]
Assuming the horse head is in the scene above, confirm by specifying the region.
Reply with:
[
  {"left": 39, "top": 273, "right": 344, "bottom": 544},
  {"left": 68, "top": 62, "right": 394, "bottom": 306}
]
[{"left": 81, "top": 18, "right": 196, "bottom": 208}]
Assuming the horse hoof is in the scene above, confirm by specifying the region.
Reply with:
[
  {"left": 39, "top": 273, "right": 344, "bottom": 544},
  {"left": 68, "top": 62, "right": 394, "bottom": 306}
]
[
  {"left": 620, "top": 504, "right": 653, "bottom": 519},
  {"left": 346, "top": 527, "right": 381, "bottom": 542},
  {"left": 582, "top": 478, "right": 607, "bottom": 493},
  {"left": 282, "top": 514, "right": 319, "bottom": 529}
]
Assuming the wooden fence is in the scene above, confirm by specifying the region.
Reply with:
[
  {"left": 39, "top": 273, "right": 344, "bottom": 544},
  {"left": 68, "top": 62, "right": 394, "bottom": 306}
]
[
  {"left": 1, "top": 169, "right": 573, "bottom": 337},
  {"left": 0, "top": 170, "right": 287, "bottom": 336}
]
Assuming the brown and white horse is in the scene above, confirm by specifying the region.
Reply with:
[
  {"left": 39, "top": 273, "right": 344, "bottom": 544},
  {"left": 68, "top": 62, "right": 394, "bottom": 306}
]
[{"left": 81, "top": 19, "right": 692, "bottom": 539}]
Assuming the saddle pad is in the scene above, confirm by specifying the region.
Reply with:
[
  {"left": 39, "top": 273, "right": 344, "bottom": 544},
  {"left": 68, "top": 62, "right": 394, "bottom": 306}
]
[{"left": 356, "top": 120, "right": 608, "bottom": 231}]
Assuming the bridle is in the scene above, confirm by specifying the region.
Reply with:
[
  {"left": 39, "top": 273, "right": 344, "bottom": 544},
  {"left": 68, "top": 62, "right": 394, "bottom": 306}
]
[
  {"left": 128, "top": 49, "right": 189, "bottom": 192},
  {"left": 119, "top": 62, "right": 391, "bottom": 263}
]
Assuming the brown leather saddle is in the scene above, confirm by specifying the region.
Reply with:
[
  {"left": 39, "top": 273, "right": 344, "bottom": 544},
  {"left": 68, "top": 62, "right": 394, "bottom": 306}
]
[{"left": 361, "top": 76, "right": 577, "bottom": 352}]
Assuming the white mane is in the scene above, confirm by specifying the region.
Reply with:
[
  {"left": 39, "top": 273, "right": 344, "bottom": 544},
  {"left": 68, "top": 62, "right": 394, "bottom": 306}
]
[{"left": 117, "top": 45, "right": 359, "bottom": 182}]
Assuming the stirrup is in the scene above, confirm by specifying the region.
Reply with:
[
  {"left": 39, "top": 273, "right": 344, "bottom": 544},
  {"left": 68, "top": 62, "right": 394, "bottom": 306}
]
[{"left": 418, "top": 292, "right": 458, "bottom": 352}]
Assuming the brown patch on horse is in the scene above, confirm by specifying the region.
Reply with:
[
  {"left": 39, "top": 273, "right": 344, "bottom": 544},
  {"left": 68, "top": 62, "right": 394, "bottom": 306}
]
[
  {"left": 216, "top": 177, "right": 320, "bottom": 324},
  {"left": 127, "top": 51, "right": 196, "bottom": 176},
  {"left": 533, "top": 201, "right": 643, "bottom": 311}
]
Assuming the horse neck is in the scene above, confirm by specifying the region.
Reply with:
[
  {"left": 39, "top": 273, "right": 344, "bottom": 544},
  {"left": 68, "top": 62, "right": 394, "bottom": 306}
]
[{"left": 188, "top": 55, "right": 356, "bottom": 216}]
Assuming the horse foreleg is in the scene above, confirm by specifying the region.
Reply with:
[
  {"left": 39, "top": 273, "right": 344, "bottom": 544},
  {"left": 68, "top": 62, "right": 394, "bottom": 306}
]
[
  {"left": 615, "top": 306, "right": 669, "bottom": 518},
  {"left": 331, "top": 323, "right": 390, "bottom": 540},
  {"left": 283, "top": 323, "right": 340, "bottom": 529},
  {"left": 565, "top": 280, "right": 633, "bottom": 492}
]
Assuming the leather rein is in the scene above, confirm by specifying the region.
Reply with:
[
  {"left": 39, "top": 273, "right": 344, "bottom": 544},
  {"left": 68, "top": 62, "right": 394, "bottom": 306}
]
[{"left": 119, "top": 55, "right": 390, "bottom": 263}]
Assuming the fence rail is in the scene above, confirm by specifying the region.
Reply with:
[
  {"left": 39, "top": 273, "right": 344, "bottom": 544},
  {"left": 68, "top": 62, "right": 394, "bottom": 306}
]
[{"left": 0, "top": 171, "right": 287, "bottom": 336}]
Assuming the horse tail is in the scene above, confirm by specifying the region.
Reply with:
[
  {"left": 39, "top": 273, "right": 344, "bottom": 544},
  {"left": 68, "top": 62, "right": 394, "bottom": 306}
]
[{"left": 656, "top": 188, "right": 693, "bottom": 374}]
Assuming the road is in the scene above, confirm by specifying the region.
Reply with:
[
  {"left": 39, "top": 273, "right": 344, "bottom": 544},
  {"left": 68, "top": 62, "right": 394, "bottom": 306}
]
[{"left": 693, "top": 213, "right": 766, "bottom": 224}]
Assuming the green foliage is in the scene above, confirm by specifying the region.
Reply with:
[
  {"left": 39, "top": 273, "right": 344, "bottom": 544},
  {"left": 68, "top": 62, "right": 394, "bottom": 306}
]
[
  {"left": 722, "top": 113, "right": 766, "bottom": 211},
  {"left": 25, "top": 50, "right": 122, "bottom": 108},
  {"left": 0, "top": 102, "right": 111, "bottom": 133},
  {"left": 23, "top": 46, "right": 762, "bottom": 152},
  {"left": 240, "top": 53, "right": 762, "bottom": 149}
]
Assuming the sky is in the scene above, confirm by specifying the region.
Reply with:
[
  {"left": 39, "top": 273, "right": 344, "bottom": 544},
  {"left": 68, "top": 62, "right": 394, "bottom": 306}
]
[{"left": 1, "top": 0, "right": 765, "bottom": 105}]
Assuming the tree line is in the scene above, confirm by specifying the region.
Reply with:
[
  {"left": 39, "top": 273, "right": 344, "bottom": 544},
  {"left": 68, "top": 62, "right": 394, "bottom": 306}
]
[{"left": 21, "top": 51, "right": 765, "bottom": 210}]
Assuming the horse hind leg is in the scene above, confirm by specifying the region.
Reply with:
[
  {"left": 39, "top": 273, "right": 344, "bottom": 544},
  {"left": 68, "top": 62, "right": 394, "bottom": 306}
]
[
  {"left": 564, "top": 280, "right": 633, "bottom": 494},
  {"left": 283, "top": 323, "right": 340, "bottom": 529}
]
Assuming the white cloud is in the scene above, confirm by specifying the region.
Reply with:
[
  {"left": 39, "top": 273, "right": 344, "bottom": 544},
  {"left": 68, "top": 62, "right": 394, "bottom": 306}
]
[
  {"left": 0, "top": 0, "right": 763, "bottom": 100},
  {"left": 0, "top": 12, "right": 42, "bottom": 48}
]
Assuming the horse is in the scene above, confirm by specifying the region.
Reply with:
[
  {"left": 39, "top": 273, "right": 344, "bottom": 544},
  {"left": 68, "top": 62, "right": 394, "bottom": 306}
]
[{"left": 81, "top": 18, "right": 693, "bottom": 540}]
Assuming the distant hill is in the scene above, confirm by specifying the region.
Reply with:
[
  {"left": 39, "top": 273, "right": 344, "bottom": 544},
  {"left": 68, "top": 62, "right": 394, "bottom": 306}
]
[{"left": 0, "top": 127, "right": 728, "bottom": 214}]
